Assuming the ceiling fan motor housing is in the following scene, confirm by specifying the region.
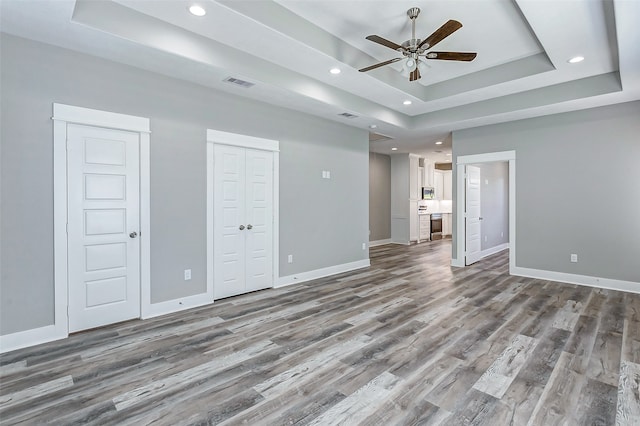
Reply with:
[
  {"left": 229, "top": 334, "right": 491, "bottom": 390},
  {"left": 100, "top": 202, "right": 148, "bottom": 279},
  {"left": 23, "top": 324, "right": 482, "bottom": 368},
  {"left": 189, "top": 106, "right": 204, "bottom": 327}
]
[{"left": 358, "top": 6, "right": 476, "bottom": 80}]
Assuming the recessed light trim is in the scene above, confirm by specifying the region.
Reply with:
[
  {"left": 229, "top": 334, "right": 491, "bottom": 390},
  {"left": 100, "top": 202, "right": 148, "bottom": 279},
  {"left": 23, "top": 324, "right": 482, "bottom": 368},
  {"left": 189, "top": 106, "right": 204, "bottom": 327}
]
[
  {"left": 568, "top": 56, "right": 584, "bottom": 64},
  {"left": 391, "top": 147, "right": 398, "bottom": 151},
  {"left": 329, "top": 68, "right": 341, "bottom": 75},
  {"left": 435, "top": 141, "right": 443, "bottom": 145},
  {"left": 188, "top": 5, "right": 206, "bottom": 16},
  {"left": 403, "top": 100, "right": 412, "bottom": 105},
  {"left": 446, "top": 153, "right": 452, "bottom": 156}
]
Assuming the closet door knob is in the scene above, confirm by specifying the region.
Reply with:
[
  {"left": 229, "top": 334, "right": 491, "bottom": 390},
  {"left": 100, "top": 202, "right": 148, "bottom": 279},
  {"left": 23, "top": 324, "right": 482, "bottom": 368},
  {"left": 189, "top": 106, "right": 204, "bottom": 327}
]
[
  {"left": 247, "top": 224, "right": 253, "bottom": 230},
  {"left": 239, "top": 225, "right": 245, "bottom": 230},
  {"left": 129, "top": 232, "right": 138, "bottom": 238}
]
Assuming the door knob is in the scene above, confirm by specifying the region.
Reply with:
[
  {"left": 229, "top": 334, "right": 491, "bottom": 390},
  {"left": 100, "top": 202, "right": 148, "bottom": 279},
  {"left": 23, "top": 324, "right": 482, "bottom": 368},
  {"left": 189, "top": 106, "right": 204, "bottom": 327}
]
[
  {"left": 479, "top": 217, "right": 483, "bottom": 221},
  {"left": 247, "top": 224, "right": 253, "bottom": 230},
  {"left": 129, "top": 231, "right": 138, "bottom": 238},
  {"left": 239, "top": 225, "right": 245, "bottom": 230}
]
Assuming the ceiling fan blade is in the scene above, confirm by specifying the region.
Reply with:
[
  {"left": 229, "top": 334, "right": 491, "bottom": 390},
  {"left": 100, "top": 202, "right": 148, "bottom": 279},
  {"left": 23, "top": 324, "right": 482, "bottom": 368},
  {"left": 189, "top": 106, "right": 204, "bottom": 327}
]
[
  {"left": 426, "top": 52, "right": 477, "bottom": 61},
  {"left": 365, "top": 35, "right": 404, "bottom": 51},
  {"left": 409, "top": 68, "right": 421, "bottom": 82},
  {"left": 359, "top": 57, "right": 403, "bottom": 72},
  {"left": 418, "top": 20, "right": 463, "bottom": 50}
]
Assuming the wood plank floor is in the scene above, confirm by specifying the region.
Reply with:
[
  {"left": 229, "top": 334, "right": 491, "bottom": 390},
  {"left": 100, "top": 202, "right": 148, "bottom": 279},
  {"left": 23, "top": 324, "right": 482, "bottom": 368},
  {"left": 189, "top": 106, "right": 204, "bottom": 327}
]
[{"left": 1, "top": 241, "right": 639, "bottom": 425}]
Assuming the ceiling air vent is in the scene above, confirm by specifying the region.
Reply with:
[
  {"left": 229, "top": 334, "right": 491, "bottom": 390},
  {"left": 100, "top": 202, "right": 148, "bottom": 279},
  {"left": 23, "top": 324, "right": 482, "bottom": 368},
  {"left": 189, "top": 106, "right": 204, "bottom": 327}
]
[
  {"left": 338, "top": 112, "right": 358, "bottom": 119},
  {"left": 223, "top": 76, "right": 255, "bottom": 88}
]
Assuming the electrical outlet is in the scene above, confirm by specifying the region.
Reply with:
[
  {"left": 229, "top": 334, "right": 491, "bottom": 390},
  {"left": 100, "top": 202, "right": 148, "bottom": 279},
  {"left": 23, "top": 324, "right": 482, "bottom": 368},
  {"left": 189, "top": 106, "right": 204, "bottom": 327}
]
[
  {"left": 326, "top": 171, "right": 331, "bottom": 179},
  {"left": 362, "top": 243, "right": 366, "bottom": 250},
  {"left": 288, "top": 254, "right": 293, "bottom": 264},
  {"left": 184, "top": 269, "right": 192, "bottom": 280},
  {"left": 570, "top": 254, "right": 578, "bottom": 263}
]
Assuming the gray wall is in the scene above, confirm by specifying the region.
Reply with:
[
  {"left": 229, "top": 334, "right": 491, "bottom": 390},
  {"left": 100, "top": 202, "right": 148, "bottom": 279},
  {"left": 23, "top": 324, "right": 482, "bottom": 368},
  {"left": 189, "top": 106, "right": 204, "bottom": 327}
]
[
  {"left": 390, "top": 154, "right": 410, "bottom": 244},
  {"left": 452, "top": 101, "right": 640, "bottom": 283},
  {"left": 369, "top": 152, "right": 391, "bottom": 242},
  {"left": 0, "top": 34, "right": 369, "bottom": 335},
  {"left": 476, "top": 162, "right": 509, "bottom": 251}
]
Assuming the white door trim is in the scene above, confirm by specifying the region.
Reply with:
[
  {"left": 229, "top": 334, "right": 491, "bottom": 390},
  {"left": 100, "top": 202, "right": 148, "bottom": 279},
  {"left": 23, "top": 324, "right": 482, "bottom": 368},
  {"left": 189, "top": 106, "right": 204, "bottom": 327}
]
[
  {"left": 53, "top": 103, "right": 150, "bottom": 338},
  {"left": 206, "top": 129, "right": 280, "bottom": 299},
  {"left": 453, "top": 151, "right": 516, "bottom": 275}
]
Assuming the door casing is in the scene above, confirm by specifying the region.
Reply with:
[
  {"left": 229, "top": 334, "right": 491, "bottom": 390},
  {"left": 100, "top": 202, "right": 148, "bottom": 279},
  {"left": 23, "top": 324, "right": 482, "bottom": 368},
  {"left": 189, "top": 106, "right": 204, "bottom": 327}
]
[
  {"left": 53, "top": 103, "right": 151, "bottom": 336},
  {"left": 454, "top": 150, "right": 516, "bottom": 273},
  {"left": 206, "top": 129, "right": 280, "bottom": 300}
]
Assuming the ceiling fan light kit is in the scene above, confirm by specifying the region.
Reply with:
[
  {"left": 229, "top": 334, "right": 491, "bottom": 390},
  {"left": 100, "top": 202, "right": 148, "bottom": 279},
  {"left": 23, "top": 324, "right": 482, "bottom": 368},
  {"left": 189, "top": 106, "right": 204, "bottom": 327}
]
[{"left": 359, "top": 7, "right": 477, "bottom": 82}]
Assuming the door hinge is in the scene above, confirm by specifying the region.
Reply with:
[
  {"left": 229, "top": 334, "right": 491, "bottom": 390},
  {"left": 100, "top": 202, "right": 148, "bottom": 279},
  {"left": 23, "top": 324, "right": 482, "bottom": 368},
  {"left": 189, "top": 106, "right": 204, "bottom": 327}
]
[{"left": 66, "top": 223, "right": 68, "bottom": 233}]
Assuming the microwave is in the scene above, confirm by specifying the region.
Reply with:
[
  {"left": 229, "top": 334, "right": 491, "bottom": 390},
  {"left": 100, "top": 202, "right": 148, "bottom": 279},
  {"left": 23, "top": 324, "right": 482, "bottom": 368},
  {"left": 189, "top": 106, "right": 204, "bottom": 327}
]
[{"left": 422, "top": 187, "right": 435, "bottom": 200}]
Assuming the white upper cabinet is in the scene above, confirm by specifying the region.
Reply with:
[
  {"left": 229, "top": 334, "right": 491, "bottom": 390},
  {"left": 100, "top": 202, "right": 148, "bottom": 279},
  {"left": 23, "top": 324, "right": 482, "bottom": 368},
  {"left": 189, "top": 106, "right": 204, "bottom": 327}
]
[
  {"left": 409, "top": 154, "right": 419, "bottom": 200},
  {"left": 434, "top": 169, "right": 453, "bottom": 200},
  {"left": 443, "top": 170, "right": 453, "bottom": 200}
]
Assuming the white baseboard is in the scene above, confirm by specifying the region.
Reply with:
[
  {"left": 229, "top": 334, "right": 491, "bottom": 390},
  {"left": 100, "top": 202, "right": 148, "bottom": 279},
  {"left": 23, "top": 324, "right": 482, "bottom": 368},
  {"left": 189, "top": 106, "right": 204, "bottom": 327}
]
[
  {"left": 511, "top": 266, "right": 640, "bottom": 295},
  {"left": 0, "top": 324, "right": 67, "bottom": 354},
  {"left": 480, "top": 243, "right": 509, "bottom": 260},
  {"left": 142, "top": 292, "right": 214, "bottom": 320},
  {"left": 276, "top": 259, "right": 371, "bottom": 288},
  {"left": 369, "top": 238, "right": 392, "bottom": 247},
  {"left": 451, "top": 243, "right": 509, "bottom": 268}
]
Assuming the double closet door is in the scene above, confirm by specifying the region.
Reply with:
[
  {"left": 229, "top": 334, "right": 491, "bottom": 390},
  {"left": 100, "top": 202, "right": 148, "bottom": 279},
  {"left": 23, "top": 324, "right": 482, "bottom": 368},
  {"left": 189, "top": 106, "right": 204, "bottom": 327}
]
[{"left": 214, "top": 144, "right": 274, "bottom": 299}]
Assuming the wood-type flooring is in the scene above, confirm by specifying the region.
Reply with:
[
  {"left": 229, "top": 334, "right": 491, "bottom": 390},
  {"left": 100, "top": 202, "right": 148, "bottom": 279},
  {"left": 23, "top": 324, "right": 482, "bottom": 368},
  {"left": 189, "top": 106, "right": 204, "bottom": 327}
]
[{"left": 1, "top": 241, "right": 639, "bottom": 425}]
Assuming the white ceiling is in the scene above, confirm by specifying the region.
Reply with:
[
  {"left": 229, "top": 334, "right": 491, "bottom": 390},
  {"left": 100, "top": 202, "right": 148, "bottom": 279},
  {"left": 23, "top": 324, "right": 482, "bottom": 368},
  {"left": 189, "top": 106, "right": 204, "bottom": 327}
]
[{"left": 2, "top": 0, "right": 639, "bottom": 162}]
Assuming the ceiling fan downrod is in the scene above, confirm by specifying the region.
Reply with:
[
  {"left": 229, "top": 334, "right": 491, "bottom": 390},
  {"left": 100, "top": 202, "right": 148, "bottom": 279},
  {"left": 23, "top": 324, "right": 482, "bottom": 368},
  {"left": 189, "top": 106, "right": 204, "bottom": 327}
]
[{"left": 408, "top": 7, "right": 420, "bottom": 51}]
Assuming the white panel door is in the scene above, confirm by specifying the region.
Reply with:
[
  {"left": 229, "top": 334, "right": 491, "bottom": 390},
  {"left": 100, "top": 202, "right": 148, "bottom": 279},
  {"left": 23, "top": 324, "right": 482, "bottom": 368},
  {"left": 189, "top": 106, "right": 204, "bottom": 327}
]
[
  {"left": 214, "top": 145, "right": 247, "bottom": 299},
  {"left": 245, "top": 149, "right": 273, "bottom": 292},
  {"left": 214, "top": 145, "right": 273, "bottom": 298},
  {"left": 465, "top": 165, "right": 482, "bottom": 265},
  {"left": 67, "top": 124, "right": 140, "bottom": 332}
]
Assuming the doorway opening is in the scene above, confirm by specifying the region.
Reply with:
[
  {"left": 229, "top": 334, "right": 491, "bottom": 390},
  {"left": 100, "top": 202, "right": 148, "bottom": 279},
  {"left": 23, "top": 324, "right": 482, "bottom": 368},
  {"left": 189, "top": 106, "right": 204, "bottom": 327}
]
[{"left": 454, "top": 151, "right": 516, "bottom": 273}]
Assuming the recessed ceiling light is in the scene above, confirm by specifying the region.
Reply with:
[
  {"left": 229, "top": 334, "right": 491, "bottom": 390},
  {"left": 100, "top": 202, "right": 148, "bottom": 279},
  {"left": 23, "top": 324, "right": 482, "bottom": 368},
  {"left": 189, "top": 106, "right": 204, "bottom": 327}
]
[
  {"left": 391, "top": 147, "right": 398, "bottom": 151},
  {"left": 568, "top": 56, "right": 584, "bottom": 64},
  {"left": 329, "top": 68, "right": 341, "bottom": 75},
  {"left": 435, "top": 141, "right": 443, "bottom": 145},
  {"left": 188, "top": 5, "right": 206, "bottom": 16},
  {"left": 369, "top": 124, "right": 377, "bottom": 129},
  {"left": 403, "top": 100, "right": 412, "bottom": 105}
]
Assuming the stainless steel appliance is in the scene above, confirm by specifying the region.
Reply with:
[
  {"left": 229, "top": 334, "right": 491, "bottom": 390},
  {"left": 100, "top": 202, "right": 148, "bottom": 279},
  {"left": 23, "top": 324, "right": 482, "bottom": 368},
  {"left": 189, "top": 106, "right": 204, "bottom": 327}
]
[
  {"left": 422, "top": 187, "right": 435, "bottom": 200},
  {"left": 430, "top": 213, "right": 442, "bottom": 240}
]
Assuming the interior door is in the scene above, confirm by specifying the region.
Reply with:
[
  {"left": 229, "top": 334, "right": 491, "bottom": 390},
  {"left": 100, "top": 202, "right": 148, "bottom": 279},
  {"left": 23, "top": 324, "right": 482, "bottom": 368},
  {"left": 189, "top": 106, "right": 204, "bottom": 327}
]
[
  {"left": 214, "top": 145, "right": 247, "bottom": 299},
  {"left": 245, "top": 149, "right": 273, "bottom": 292},
  {"left": 67, "top": 124, "right": 140, "bottom": 332},
  {"left": 465, "top": 165, "right": 482, "bottom": 265},
  {"left": 214, "top": 145, "right": 273, "bottom": 298}
]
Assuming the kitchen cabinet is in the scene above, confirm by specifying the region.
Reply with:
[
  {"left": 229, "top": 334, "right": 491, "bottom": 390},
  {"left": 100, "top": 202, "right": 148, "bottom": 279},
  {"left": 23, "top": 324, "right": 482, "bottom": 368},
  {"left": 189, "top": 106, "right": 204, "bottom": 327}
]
[
  {"left": 443, "top": 170, "right": 452, "bottom": 200},
  {"left": 419, "top": 214, "right": 430, "bottom": 241},
  {"left": 443, "top": 213, "right": 452, "bottom": 236},
  {"left": 434, "top": 170, "right": 453, "bottom": 200},
  {"left": 434, "top": 170, "right": 444, "bottom": 200},
  {"left": 409, "top": 155, "right": 419, "bottom": 200}
]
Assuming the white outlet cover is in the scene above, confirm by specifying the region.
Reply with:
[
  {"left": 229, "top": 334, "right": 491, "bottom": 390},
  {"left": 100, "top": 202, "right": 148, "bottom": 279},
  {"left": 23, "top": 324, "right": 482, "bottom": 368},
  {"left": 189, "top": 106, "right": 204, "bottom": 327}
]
[{"left": 570, "top": 254, "right": 578, "bottom": 263}]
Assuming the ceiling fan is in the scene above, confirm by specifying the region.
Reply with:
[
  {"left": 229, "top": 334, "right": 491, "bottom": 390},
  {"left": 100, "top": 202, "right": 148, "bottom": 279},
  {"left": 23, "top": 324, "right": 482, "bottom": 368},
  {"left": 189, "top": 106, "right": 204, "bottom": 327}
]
[{"left": 359, "top": 7, "right": 477, "bottom": 82}]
